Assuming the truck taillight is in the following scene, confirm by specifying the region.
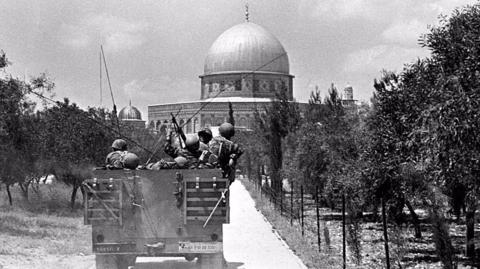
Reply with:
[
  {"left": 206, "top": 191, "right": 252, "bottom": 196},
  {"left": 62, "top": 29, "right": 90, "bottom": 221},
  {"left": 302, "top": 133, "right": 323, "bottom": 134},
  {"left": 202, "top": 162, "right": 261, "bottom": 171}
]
[
  {"left": 96, "top": 234, "right": 105, "bottom": 243},
  {"left": 211, "top": 233, "right": 218, "bottom": 241}
]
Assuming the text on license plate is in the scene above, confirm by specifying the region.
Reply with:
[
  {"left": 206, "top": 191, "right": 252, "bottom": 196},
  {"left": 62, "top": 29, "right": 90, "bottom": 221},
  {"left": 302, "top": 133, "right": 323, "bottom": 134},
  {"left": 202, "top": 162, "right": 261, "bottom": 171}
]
[{"left": 178, "top": 242, "right": 222, "bottom": 253}]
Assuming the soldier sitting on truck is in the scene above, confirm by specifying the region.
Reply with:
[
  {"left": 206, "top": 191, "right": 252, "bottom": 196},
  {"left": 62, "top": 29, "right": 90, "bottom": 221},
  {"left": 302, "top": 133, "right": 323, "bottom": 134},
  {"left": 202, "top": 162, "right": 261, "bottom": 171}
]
[
  {"left": 208, "top": 122, "right": 243, "bottom": 179},
  {"left": 198, "top": 127, "right": 213, "bottom": 144},
  {"left": 164, "top": 130, "right": 202, "bottom": 159},
  {"left": 105, "top": 139, "right": 140, "bottom": 170},
  {"left": 146, "top": 156, "right": 190, "bottom": 170},
  {"left": 105, "top": 139, "right": 128, "bottom": 169}
]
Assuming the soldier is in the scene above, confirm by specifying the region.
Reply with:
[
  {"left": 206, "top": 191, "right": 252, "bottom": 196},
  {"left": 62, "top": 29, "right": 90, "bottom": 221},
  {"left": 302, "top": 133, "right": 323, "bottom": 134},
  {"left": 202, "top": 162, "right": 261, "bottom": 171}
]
[
  {"left": 105, "top": 139, "right": 128, "bottom": 169},
  {"left": 123, "top": 152, "right": 140, "bottom": 169},
  {"left": 209, "top": 122, "right": 243, "bottom": 179},
  {"left": 147, "top": 156, "right": 190, "bottom": 170},
  {"left": 198, "top": 127, "right": 213, "bottom": 144},
  {"left": 164, "top": 129, "right": 203, "bottom": 166}
]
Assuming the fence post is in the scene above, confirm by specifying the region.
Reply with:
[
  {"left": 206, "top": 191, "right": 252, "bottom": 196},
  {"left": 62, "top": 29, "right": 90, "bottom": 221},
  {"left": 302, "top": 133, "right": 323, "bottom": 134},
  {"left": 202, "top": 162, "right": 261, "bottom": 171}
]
[
  {"left": 316, "top": 186, "right": 321, "bottom": 252},
  {"left": 280, "top": 187, "right": 283, "bottom": 216},
  {"left": 270, "top": 186, "right": 273, "bottom": 205},
  {"left": 301, "top": 185, "right": 304, "bottom": 237},
  {"left": 290, "top": 182, "right": 293, "bottom": 226},
  {"left": 382, "top": 197, "right": 391, "bottom": 269},
  {"left": 342, "top": 193, "right": 346, "bottom": 269}
]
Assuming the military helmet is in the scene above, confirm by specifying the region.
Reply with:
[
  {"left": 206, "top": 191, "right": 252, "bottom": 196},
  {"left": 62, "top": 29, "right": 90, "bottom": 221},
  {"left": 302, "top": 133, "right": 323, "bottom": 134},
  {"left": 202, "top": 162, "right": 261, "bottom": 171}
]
[
  {"left": 185, "top": 134, "right": 200, "bottom": 151},
  {"left": 112, "top": 139, "right": 127, "bottom": 151},
  {"left": 219, "top": 122, "right": 235, "bottom": 139},
  {"left": 198, "top": 127, "right": 213, "bottom": 143},
  {"left": 123, "top": 152, "right": 139, "bottom": 169},
  {"left": 174, "top": 156, "right": 188, "bottom": 168}
]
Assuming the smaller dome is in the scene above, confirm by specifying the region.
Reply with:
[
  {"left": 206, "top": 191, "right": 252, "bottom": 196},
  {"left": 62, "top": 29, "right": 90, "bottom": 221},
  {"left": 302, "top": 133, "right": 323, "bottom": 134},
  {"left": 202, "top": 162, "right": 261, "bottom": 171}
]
[{"left": 119, "top": 101, "right": 142, "bottom": 120}]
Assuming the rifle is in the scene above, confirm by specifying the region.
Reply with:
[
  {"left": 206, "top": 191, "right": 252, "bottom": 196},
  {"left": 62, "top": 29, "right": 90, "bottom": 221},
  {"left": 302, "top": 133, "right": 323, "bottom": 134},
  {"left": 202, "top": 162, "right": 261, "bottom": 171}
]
[{"left": 171, "top": 113, "right": 187, "bottom": 148}]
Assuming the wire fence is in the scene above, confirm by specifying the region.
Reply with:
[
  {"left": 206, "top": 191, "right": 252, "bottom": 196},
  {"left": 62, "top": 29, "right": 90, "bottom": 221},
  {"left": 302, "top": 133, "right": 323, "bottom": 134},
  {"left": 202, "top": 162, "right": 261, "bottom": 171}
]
[{"left": 244, "top": 174, "right": 345, "bottom": 254}]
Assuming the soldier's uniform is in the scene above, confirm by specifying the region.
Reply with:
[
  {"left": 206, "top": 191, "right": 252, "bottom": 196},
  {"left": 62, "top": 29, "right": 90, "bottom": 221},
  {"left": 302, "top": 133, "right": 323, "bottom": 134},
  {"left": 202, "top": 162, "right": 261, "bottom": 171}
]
[
  {"left": 105, "top": 151, "right": 127, "bottom": 169},
  {"left": 164, "top": 133, "right": 203, "bottom": 168},
  {"left": 208, "top": 123, "right": 243, "bottom": 180},
  {"left": 209, "top": 136, "right": 243, "bottom": 168},
  {"left": 147, "top": 156, "right": 201, "bottom": 170},
  {"left": 105, "top": 139, "right": 129, "bottom": 169}
]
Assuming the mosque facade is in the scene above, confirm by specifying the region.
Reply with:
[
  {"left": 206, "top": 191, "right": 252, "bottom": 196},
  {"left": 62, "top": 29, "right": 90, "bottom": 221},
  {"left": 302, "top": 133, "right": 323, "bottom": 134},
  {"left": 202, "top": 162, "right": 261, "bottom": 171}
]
[
  {"left": 144, "top": 18, "right": 356, "bottom": 133},
  {"left": 118, "top": 101, "right": 146, "bottom": 129},
  {"left": 147, "top": 20, "right": 295, "bottom": 134}
]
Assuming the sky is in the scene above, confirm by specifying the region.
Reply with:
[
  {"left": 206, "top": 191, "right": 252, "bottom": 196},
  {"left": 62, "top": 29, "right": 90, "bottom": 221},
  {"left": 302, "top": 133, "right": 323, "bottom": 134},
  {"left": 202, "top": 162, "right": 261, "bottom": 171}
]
[{"left": 0, "top": 0, "right": 477, "bottom": 119}]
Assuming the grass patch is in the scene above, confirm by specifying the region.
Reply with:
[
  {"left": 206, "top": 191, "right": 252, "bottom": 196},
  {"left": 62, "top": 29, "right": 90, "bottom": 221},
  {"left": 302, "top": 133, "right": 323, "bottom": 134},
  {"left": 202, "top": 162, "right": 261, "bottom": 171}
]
[{"left": 0, "top": 183, "right": 92, "bottom": 257}]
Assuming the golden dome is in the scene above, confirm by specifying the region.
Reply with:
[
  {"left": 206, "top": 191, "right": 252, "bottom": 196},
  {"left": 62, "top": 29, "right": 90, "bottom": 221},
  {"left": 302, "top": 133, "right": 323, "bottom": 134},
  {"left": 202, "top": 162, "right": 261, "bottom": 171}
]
[
  {"left": 119, "top": 101, "right": 142, "bottom": 120},
  {"left": 204, "top": 22, "right": 289, "bottom": 75}
]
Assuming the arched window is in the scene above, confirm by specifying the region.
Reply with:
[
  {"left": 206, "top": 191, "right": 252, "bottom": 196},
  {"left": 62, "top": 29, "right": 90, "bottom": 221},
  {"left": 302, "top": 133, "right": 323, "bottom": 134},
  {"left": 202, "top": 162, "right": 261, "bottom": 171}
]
[
  {"left": 193, "top": 118, "right": 198, "bottom": 133},
  {"left": 186, "top": 120, "right": 192, "bottom": 134},
  {"left": 204, "top": 118, "right": 212, "bottom": 127},
  {"left": 253, "top": 80, "right": 259, "bottom": 92},
  {"left": 239, "top": 117, "right": 247, "bottom": 127}
]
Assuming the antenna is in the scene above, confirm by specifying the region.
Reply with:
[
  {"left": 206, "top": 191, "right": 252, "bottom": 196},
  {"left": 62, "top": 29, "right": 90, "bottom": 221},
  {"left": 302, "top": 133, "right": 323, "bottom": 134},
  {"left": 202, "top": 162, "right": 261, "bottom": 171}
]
[
  {"left": 99, "top": 51, "right": 103, "bottom": 107},
  {"left": 100, "top": 45, "right": 122, "bottom": 136}
]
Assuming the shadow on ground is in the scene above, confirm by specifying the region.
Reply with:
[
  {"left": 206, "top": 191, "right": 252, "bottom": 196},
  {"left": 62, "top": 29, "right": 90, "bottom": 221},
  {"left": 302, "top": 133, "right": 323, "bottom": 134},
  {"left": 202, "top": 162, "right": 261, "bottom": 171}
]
[{"left": 134, "top": 257, "right": 244, "bottom": 269}]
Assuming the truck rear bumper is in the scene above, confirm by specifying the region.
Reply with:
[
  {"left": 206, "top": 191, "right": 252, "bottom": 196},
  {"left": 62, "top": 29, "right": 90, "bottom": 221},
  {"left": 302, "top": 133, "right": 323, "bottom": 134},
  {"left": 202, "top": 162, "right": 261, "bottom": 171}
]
[{"left": 94, "top": 241, "right": 223, "bottom": 255}]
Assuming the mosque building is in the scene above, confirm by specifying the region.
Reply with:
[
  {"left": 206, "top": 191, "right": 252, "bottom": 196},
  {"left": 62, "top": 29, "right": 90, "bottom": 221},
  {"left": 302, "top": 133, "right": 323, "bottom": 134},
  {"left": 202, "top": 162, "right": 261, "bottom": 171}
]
[
  {"left": 146, "top": 10, "right": 356, "bottom": 133},
  {"left": 118, "top": 100, "right": 146, "bottom": 129},
  {"left": 147, "top": 11, "right": 295, "bottom": 134}
]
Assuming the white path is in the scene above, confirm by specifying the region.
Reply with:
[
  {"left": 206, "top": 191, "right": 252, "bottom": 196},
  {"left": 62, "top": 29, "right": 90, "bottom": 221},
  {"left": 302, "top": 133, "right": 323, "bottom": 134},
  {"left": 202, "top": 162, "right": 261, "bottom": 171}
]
[{"left": 222, "top": 180, "right": 307, "bottom": 269}]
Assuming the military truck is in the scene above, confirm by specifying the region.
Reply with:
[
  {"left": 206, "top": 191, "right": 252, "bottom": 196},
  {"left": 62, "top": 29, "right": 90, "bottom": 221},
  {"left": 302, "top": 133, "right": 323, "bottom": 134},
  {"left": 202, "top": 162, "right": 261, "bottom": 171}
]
[{"left": 82, "top": 168, "right": 230, "bottom": 269}]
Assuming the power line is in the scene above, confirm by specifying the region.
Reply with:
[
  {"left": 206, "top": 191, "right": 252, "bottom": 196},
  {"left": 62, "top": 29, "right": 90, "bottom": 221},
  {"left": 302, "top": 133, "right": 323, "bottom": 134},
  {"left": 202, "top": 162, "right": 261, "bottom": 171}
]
[{"left": 24, "top": 86, "right": 161, "bottom": 160}]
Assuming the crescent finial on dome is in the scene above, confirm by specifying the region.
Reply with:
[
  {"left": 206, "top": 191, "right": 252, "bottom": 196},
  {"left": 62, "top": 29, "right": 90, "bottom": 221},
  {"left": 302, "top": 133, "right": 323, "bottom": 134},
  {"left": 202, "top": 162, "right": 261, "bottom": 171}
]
[{"left": 245, "top": 3, "right": 249, "bottom": 22}]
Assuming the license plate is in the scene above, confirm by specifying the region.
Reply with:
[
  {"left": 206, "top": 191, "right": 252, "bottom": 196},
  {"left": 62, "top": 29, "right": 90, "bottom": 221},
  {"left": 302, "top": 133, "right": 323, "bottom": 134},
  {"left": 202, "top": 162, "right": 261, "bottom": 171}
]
[
  {"left": 93, "top": 243, "right": 137, "bottom": 253},
  {"left": 178, "top": 242, "right": 222, "bottom": 253}
]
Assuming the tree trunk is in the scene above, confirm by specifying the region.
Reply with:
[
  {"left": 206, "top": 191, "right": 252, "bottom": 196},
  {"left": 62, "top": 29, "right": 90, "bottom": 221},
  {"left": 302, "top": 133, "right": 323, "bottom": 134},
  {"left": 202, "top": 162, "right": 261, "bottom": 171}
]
[
  {"left": 342, "top": 193, "right": 346, "bottom": 269},
  {"left": 19, "top": 180, "right": 30, "bottom": 201},
  {"left": 465, "top": 209, "right": 476, "bottom": 258},
  {"left": 382, "top": 197, "right": 391, "bottom": 269},
  {"left": 246, "top": 152, "right": 252, "bottom": 180},
  {"left": 71, "top": 183, "right": 79, "bottom": 210},
  {"left": 405, "top": 200, "right": 422, "bottom": 238},
  {"left": 269, "top": 130, "right": 283, "bottom": 194},
  {"left": 6, "top": 184, "right": 13, "bottom": 206},
  {"left": 80, "top": 184, "right": 86, "bottom": 202}
]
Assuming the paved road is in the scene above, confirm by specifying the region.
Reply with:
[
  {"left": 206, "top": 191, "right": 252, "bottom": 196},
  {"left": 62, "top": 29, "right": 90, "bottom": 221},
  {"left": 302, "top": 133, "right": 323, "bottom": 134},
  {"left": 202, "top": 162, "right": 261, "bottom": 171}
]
[{"left": 137, "top": 180, "right": 307, "bottom": 269}]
